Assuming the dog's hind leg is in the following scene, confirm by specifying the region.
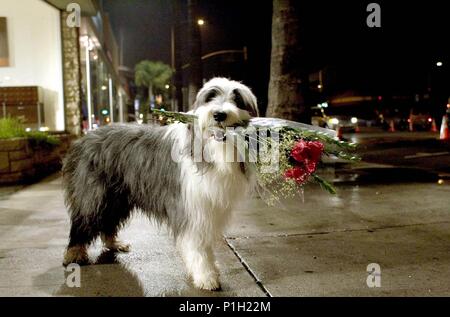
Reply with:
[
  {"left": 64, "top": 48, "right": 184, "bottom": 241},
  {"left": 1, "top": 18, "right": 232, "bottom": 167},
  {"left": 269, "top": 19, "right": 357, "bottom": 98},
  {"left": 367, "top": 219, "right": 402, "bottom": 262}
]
[
  {"left": 63, "top": 214, "right": 99, "bottom": 266},
  {"left": 99, "top": 194, "right": 133, "bottom": 253},
  {"left": 101, "top": 233, "right": 130, "bottom": 252}
]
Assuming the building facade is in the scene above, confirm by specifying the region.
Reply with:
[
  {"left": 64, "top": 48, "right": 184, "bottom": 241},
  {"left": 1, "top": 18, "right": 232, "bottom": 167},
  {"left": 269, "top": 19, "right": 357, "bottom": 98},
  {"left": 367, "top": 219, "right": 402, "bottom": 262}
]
[{"left": 0, "top": 0, "right": 128, "bottom": 135}]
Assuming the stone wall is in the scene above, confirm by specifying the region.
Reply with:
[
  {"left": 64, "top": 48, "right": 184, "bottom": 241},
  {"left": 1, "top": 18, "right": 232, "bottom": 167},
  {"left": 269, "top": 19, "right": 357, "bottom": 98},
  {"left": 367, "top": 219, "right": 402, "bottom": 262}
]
[
  {"left": 0, "top": 135, "right": 73, "bottom": 184},
  {"left": 61, "top": 11, "right": 82, "bottom": 136}
]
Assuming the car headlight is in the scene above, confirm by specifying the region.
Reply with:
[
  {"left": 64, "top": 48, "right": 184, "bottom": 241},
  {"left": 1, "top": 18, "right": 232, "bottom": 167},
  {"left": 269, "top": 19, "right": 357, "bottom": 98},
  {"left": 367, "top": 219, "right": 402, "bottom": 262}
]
[
  {"left": 329, "top": 118, "right": 339, "bottom": 125},
  {"left": 351, "top": 117, "right": 358, "bottom": 124}
]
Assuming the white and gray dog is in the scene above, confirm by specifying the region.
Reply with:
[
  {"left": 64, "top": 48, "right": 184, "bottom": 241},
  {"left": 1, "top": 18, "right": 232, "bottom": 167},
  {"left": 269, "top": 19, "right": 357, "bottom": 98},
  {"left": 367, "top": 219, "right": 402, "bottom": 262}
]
[{"left": 62, "top": 77, "right": 259, "bottom": 290}]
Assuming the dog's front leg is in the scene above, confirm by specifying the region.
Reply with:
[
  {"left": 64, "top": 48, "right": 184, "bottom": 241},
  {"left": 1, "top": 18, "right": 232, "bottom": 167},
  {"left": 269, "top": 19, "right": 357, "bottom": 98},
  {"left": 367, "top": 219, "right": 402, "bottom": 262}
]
[{"left": 178, "top": 233, "right": 220, "bottom": 291}]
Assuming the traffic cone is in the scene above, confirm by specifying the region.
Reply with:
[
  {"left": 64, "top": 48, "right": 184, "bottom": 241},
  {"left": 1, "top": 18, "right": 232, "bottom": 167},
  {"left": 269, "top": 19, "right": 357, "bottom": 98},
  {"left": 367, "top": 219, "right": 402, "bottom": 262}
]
[
  {"left": 440, "top": 115, "right": 449, "bottom": 140},
  {"left": 389, "top": 120, "right": 395, "bottom": 132},
  {"left": 336, "top": 126, "right": 343, "bottom": 139},
  {"left": 431, "top": 118, "right": 438, "bottom": 132}
]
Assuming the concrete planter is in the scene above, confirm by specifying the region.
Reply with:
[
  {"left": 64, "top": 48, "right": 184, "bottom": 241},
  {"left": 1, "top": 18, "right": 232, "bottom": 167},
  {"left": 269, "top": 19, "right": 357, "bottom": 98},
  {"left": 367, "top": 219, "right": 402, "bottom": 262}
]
[{"left": 0, "top": 134, "right": 74, "bottom": 184}]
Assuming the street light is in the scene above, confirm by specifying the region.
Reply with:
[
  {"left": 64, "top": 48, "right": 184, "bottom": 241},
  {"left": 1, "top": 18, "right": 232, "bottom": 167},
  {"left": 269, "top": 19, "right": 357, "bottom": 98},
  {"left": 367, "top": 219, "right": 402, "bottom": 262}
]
[
  {"left": 197, "top": 19, "right": 205, "bottom": 26},
  {"left": 436, "top": 61, "right": 443, "bottom": 67}
]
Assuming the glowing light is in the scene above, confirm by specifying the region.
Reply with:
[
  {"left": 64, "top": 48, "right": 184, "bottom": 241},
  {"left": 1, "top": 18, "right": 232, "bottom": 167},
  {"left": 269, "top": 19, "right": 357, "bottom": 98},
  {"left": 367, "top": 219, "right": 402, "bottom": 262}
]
[
  {"left": 39, "top": 127, "right": 49, "bottom": 132},
  {"left": 438, "top": 179, "right": 444, "bottom": 185},
  {"left": 436, "top": 61, "right": 443, "bottom": 67},
  {"left": 25, "top": 128, "right": 31, "bottom": 132},
  {"left": 317, "top": 84, "right": 322, "bottom": 89},
  {"left": 197, "top": 19, "right": 205, "bottom": 26},
  {"left": 351, "top": 117, "right": 358, "bottom": 124},
  {"left": 428, "top": 117, "right": 432, "bottom": 122},
  {"left": 329, "top": 118, "right": 339, "bottom": 125},
  {"left": 101, "top": 85, "right": 107, "bottom": 90},
  {"left": 165, "top": 84, "right": 170, "bottom": 89}
]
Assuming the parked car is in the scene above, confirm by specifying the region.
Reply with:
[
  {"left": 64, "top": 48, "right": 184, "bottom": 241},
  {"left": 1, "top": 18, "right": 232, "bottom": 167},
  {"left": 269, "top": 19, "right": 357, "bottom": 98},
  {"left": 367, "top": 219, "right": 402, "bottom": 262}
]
[
  {"left": 408, "top": 108, "right": 433, "bottom": 131},
  {"left": 312, "top": 105, "right": 378, "bottom": 132},
  {"left": 379, "top": 108, "right": 409, "bottom": 131},
  {"left": 322, "top": 106, "right": 365, "bottom": 132}
]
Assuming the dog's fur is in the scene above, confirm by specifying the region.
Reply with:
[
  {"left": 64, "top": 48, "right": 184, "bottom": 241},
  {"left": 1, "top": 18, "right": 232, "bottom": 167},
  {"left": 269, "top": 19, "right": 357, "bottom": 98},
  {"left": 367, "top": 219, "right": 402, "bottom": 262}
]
[{"left": 62, "top": 78, "right": 259, "bottom": 290}]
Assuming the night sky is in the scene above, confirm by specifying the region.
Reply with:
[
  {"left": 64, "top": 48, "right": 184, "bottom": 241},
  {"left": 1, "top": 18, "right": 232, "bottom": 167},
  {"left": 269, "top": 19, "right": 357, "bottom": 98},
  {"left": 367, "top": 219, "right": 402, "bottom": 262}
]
[{"left": 103, "top": 0, "right": 449, "bottom": 109}]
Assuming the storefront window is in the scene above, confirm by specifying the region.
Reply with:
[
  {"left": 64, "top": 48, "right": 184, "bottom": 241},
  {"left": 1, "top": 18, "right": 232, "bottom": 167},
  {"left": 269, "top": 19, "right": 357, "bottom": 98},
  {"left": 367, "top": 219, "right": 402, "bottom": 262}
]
[{"left": 79, "top": 30, "right": 121, "bottom": 131}]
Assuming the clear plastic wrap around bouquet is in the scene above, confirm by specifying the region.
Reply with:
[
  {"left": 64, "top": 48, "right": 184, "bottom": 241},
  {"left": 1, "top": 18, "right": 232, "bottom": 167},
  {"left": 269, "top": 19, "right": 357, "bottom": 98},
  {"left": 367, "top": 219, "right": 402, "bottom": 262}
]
[{"left": 152, "top": 109, "right": 359, "bottom": 205}]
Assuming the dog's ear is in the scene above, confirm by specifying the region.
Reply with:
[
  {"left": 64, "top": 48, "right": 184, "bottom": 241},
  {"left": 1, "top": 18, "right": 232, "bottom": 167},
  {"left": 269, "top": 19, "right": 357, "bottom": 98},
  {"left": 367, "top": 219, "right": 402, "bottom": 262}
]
[
  {"left": 232, "top": 88, "right": 259, "bottom": 117},
  {"left": 193, "top": 86, "right": 222, "bottom": 110}
]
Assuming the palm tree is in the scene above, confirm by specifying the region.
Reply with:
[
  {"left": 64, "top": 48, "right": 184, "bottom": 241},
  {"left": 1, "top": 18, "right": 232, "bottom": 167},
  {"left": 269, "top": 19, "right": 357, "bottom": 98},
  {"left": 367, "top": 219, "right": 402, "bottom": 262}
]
[
  {"left": 266, "top": 0, "right": 310, "bottom": 122},
  {"left": 135, "top": 60, "right": 173, "bottom": 121}
]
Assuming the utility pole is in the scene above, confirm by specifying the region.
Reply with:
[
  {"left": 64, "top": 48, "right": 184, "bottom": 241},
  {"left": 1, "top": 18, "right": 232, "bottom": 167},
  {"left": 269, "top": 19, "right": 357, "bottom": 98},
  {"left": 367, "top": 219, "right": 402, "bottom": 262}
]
[
  {"left": 171, "top": 0, "right": 183, "bottom": 112},
  {"left": 187, "top": 0, "right": 203, "bottom": 109}
]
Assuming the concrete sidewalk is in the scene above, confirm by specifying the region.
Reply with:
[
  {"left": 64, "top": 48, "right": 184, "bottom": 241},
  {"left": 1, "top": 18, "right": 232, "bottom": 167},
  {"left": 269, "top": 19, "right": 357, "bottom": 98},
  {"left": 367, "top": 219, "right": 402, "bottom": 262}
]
[{"left": 0, "top": 173, "right": 449, "bottom": 296}]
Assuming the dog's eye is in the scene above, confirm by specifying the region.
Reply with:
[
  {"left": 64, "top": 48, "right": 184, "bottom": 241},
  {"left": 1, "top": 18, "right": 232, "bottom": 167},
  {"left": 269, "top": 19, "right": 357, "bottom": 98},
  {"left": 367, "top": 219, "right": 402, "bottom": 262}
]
[
  {"left": 205, "top": 90, "right": 218, "bottom": 103},
  {"left": 233, "top": 89, "right": 247, "bottom": 110}
]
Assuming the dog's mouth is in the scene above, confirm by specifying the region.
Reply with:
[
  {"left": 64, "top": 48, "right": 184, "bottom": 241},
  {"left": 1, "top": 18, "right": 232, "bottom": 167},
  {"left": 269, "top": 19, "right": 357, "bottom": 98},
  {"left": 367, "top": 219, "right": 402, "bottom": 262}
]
[
  {"left": 208, "top": 127, "right": 227, "bottom": 142},
  {"left": 207, "top": 121, "right": 249, "bottom": 142}
]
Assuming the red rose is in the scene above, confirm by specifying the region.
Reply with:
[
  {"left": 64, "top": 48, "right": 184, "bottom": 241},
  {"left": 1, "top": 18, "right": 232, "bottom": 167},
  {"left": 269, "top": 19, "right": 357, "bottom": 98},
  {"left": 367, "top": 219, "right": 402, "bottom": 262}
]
[
  {"left": 285, "top": 140, "right": 324, "bottom": 183},
  {"left": 291, "top": 140, "right": 324, "bottom": 163},
  {"left": 284, "top": 166, "right": 308, "bottom": 183},
  {"left": 304, "top": 160, "right": 317, "bottom": 174}
]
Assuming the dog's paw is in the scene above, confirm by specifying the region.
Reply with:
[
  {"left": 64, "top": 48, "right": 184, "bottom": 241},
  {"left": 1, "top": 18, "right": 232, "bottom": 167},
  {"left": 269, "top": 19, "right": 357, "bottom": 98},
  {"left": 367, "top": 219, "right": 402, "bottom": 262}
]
[
  {"left": 193, "top": 272, "right": 221, "bottom": 291},
  {"left": 63, "top": 246, "right": 89, "bottom": 266},
  {"left": 105, "top": 241, "right": 131, "bottom": 253}
]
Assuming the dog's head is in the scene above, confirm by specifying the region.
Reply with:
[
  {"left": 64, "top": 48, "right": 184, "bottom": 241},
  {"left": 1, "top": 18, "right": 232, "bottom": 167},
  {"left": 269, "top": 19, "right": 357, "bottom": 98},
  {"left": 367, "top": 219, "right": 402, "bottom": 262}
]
[{"left": 192, "top": 78, "right": 259, "bottom": 141}]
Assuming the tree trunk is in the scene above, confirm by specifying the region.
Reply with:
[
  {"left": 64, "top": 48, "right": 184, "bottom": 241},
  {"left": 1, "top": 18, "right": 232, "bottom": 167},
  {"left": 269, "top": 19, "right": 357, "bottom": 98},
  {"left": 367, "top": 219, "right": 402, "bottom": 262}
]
[
  {"left": 148, "top": 83, "right": 154, "bottom": 108},
  {"left": 187, "top": 0, "right": 203, "bottom": 109},
  {"left": 266, "top": 0, "right": 310, "bottom": 123}
]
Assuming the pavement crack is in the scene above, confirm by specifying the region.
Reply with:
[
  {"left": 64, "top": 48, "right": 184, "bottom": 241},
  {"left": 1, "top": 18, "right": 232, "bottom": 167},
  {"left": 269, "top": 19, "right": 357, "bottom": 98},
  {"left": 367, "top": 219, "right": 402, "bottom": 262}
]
[{"left": 224, "top": 238, "right": 272, "bottom": 297}]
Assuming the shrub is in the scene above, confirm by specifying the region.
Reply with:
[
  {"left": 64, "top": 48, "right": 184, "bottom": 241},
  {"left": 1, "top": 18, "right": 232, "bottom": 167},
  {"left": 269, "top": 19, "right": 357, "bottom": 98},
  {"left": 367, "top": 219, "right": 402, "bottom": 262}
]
[{"left": 0, "top": 118, "right": 60, "bottom": 148}]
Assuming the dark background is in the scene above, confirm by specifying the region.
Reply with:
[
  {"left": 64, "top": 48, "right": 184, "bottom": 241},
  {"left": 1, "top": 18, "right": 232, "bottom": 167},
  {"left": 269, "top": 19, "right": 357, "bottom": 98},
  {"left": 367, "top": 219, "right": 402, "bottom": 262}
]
[{"left": 103, "top": 0, "right": 449, "bottom": 113}]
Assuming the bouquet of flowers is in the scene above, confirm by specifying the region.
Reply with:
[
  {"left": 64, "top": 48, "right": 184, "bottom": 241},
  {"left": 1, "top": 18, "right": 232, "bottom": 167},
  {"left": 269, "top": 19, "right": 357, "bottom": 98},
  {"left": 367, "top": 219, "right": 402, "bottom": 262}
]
[{"left": 152, "top": 109, "right": 359, "bottom": 205}]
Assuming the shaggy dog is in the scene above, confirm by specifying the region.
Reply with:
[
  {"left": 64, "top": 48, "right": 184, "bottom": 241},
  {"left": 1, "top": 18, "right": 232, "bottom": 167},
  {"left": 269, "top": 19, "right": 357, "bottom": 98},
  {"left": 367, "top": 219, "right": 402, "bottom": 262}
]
[{"left": 62, "top": 78, "right": 259, "bottom": 290}]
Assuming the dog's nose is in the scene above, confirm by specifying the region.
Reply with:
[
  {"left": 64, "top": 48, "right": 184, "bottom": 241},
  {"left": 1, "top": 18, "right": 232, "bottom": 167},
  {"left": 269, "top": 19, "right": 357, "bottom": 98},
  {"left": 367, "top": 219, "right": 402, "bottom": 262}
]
[{"left": 213, "top": 111, "right": 227, "bottom": 122}]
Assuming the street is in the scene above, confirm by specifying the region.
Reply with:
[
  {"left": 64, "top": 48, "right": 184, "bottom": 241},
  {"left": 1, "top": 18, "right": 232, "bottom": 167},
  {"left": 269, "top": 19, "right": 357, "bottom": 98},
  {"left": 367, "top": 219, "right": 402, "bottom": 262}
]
[
  {"left": 337, "top": 129, "right": 450, "bottom": 182},
  {"left": 1, "top": 130, "right": 449, "bottom": 296}
]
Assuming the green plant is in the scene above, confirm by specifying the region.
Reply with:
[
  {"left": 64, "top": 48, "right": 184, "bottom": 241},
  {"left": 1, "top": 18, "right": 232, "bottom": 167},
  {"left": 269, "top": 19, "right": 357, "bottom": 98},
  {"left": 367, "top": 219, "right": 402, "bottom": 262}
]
[{"left": 0, "top": 117, "right": 60, "bottom": 148}]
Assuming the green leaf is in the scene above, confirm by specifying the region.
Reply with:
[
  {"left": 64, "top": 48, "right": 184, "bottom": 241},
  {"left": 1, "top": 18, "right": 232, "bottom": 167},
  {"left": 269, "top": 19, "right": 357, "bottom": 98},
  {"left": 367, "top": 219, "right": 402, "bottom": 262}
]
[{"left": 312, "top": 174, "right": 337, "bottom": 195}]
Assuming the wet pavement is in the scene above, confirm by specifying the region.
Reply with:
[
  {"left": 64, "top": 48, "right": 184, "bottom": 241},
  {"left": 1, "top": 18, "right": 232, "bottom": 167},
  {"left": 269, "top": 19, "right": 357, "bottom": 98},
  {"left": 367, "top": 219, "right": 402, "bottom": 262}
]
[{"left": 1, "top": 172, "right": 450, "bottom": 296}]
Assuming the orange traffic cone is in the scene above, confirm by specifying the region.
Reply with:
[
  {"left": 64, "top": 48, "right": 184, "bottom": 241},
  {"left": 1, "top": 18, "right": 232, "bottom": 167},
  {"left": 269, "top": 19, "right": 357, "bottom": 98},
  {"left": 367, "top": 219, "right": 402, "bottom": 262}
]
[
  {"left": 389, "top": 120, "right": 396, "bottom": 132},
  {"left": 440, "top": 115, "right": 449, "bottom": 140},
  {"left": 336, "top": 126, "right": 343, "bottom": 139},
  {"left": 431, "top": 119, "right": 438, "bottom": 132}
]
